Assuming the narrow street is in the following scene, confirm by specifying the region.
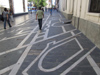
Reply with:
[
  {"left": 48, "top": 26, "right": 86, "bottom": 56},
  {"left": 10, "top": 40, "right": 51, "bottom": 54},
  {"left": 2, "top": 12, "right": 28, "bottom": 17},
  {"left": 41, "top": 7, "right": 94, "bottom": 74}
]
[{"left": 0, "top": 10, "right": 100, "bottom": 75}]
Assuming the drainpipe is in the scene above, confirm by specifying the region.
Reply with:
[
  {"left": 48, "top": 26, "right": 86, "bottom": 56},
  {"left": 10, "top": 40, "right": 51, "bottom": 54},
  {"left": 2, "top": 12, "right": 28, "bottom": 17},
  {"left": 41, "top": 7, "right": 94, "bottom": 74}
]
[
  {"left": 72, "top": 0, "right": 75, "bottom": 26},
  {"left": 74, "top": 0, "right": 78, "bottom": 27},
  {"left": 77, "top": 0, "right": 82, "bottom": 29}
]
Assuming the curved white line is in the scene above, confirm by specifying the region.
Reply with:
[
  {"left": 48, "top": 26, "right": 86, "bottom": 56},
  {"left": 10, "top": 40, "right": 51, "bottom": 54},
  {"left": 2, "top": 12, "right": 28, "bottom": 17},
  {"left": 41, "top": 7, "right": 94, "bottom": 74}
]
[
  {"left": 22, "top": 41, "right": 55, "bottom": 75},
  {"left": 38, "top": 38, "right": 84, "bottom": 72},
  {"left": 22, "top": 32, "right": 81, "bottom": 75}
]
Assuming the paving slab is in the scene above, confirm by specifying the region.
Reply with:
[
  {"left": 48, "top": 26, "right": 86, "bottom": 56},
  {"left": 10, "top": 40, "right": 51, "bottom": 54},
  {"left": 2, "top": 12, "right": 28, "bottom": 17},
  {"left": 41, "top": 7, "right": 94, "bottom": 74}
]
[{"left": 0, "top": 11, "right": 99, "bottom": 75}]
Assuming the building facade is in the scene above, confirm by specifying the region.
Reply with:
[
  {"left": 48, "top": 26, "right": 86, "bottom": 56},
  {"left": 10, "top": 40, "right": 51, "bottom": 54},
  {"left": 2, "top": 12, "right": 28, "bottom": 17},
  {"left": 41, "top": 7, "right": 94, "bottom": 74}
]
[
  {"left": 46, "top": 0, "right": 52, "bottom": 8},
  {"left": 0, "top": 0, "right": 28, "bottom": 19},
  {"left": 58, "top": 0, "right": 100, "bottom": 49}
]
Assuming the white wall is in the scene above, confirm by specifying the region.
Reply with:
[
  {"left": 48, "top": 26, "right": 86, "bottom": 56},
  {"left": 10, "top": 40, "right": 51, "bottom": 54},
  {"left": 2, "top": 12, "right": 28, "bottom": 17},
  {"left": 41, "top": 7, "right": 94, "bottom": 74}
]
[
  {"left": 0, "top": 0, "right": 10, "bottom": 14},
  {"left": 25, "top": 0, "right": 28, "bottom": 12},
  {"left": 59, "top": 0, "right": 73, "bottom": 14},
  {"left": 59, "top": 0, "right": 100, "bottom": 24},
  {"left": 13, "top": 0, "right": 24, "bottom": 14},
  {"left": 13, "top": 0, "right": 28, "bottom": 14},
  {"left": 73, "top": 0, "right": 100, "bottom": 24},
  {"left": 0, "top": 0, "right": 10, "bottom": 8}
]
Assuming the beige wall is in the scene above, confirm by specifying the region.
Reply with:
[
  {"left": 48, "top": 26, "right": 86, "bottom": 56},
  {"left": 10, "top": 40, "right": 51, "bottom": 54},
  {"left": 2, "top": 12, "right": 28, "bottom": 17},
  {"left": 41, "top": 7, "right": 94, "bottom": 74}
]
[
  {"left": 73, "top": 0, "right": 100, "bottom": 24},
  {"left": 59, "top": 0, "right": 73, "bottom": 14},
  {"left": 59, "top": 0, "right": 100, "bottom": 24},
  {"left": 58, "top": 0, "right": 100, "bottom": 48}
]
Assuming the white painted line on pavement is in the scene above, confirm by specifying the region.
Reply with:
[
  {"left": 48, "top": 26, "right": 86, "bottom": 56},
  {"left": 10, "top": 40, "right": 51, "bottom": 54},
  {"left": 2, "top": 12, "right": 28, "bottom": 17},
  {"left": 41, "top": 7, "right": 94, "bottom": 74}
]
[
  {"left": 60, "top": 46, "right": 96, "bottom": 75},
  {"left": 22, "top": 32, "right": 82, "bottom": 75},
  {"left": 0, "top": 64, "right": 15, "bottom": 74},
  {"left": 16, "top": 30, "right": 23, "bottom": 35},
  {"left": 0, "top": 33, "right": 27, "bottom": 42},
  {"left": 9, "top": 28, "right": 39, "bottom": 75},
  {"left": 87, "top": 55, "right": 100, "bottom": 75},
  {"left": 0, "top": 30, "right": 4, "bottom": 33},
  {"left": 0, "top": 44, "right": 28, "bottom": 56},
  {"left": 14, "top": 17, "right": 34, "bottom": 27},
  {"left": 22, "top": 41, "right": 56, "bottom": 75},
  {"left": 0, "top": 29, "right": 77, "bottom": 56},
  {"left": 59, "top": 19, "right": 61, "bottom": 22},
  {"left": 44, "top": 29, "right": 49, "bottom": 39},
  {"left": 44, "top": 21, "right": 51, "bottom": 39},
  {"left": 9, "top": 14, "right": 50, "bottom": 75},
  {"left": 17, "top": 25, "right": 37, "bottom": 47},
  {"left": 38, "top": 38, "right": 84, "bottom": 72},
  {"left": 59, "top": 13, "right": 62, "bottom": 18},
  {"left": 62, "top": 26, "right": 66, "bottom": 33}
]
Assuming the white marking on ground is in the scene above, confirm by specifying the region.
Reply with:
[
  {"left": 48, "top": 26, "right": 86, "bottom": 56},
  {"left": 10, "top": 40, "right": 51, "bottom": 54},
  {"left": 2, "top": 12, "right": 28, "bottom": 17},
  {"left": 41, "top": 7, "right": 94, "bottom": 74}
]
[
  {"left": 9, "top": 14, "right": 50, "bottom": 75},
  {"left": 16, "top": 30, "right": 23, "bottom": 35},
  {"left": 0, "top": 44, "right": 28, "bottom": 56},
  {"left": 16, "top": 26, "right": 37, "bottom": 48},
  {"left": 44, "top": 21, "right": 51, "bottom": 39},
  {"left": 0, "top": 34, "right": 27, "bottom": 42},
  {"left": 0, "top": 64, "right": 15, "bottom": 74},
  {"left": 87, "top": 55, "right": 100, "bottom": 75},
  {"left": 38, "top": 38, "right": 84, "bottom": 72},
  {"left": 22, "top": 41, "right": 55, "bottom": 75},
  {"left": 62, "top": 26, "right": 66, "bottom": 33},
  {"left": 0, "top": 29, "right": 77, "bottom": 56},
  {"left": 60, "top": 46, "right": 96, "bottom": 75},
  {"left": 22, "top": 32, "right": 82, "bottom": 75}
]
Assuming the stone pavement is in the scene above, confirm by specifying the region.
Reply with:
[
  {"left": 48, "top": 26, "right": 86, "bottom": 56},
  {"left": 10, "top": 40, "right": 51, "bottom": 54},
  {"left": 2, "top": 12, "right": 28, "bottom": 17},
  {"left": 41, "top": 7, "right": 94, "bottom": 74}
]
[
  {"left": 0, "top": 13, "right": 36, "bottom": 30},
  {"left": 0, "top": 11, "right": 100, "bottom": 75}
]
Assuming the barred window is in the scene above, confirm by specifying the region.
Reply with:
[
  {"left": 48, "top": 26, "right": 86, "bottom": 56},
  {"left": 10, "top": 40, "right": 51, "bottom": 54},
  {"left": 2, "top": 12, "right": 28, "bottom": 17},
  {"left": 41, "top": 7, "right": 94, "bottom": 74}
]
[{"left": 89, "top": 0, "right": 100, "bottom": 13}]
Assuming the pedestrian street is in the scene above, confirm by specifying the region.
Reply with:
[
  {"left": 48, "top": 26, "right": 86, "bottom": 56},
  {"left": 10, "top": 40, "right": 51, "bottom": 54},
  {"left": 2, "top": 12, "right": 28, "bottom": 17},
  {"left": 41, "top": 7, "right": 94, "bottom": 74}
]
[{"left": 0, "top": 11, "right": 100, "bottom": 75}]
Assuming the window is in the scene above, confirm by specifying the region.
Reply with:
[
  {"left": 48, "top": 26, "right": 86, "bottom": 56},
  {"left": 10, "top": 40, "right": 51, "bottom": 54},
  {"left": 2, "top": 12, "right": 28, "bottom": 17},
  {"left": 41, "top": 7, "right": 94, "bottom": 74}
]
[{"left": 89, "top": 0, "right": 100, "bottom": 13}]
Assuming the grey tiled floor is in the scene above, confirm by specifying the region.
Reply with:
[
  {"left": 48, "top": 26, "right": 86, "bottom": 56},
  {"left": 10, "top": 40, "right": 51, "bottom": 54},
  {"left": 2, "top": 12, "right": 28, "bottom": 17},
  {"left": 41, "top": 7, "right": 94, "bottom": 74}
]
[{"left": 0, "top": 11, "right": 100, "bottom": 75}]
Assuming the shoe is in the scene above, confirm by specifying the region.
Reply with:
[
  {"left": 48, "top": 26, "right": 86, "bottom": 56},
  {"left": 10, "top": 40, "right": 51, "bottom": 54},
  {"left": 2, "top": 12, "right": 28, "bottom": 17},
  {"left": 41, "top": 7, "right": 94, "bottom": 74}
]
[
  {"left": 9, "top": 26, "right": 12, "bottom": 28},
  {"left": 4, "top": 28, "right": 6, "bottom": 29}
]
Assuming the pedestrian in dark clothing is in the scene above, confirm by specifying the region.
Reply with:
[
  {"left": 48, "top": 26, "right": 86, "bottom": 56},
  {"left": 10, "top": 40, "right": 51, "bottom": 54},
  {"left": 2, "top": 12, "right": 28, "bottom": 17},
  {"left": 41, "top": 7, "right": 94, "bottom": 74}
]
[
  {"left": 2, "top": 8, "right": 12, "bottom": 29},
  {"left": 9, "top": 9, "right": 14, "bottom": 22},
  {"left": 42, "top": 8, "right": 44, "bottom": 12},
  {"left": 36, "top": 7, "right": 44, "bottom": 31},
  {"left": 50, "top": 8, "right": 52, "bottom": 15}
]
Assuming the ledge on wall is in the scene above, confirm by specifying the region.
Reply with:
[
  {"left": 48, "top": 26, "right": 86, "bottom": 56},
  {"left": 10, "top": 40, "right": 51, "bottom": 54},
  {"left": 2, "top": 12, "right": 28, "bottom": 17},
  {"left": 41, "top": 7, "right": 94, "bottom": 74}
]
[
  {"left": 61, "top": 11, "right": 73, "bottom": 20},
  {"left": 13, "top": 12, "right": 28, "bottom": 17}
]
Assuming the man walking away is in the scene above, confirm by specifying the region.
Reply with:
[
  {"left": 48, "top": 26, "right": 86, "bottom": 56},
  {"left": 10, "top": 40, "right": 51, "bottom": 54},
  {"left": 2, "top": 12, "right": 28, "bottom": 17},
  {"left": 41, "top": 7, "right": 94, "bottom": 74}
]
[
  {"left": 2, "top": 8, "right": 12, "bottom": 29},
  {"left": 50, "top": 8, "right": 52, "bottom": 15},
  {"left": 36, "top": 7, "right": 44, "bottom": 31}
]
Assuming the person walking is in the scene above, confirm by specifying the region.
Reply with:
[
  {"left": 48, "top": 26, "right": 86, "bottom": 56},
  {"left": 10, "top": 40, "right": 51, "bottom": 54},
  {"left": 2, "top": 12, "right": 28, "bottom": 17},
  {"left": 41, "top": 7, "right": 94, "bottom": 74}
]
[
  {"left": 50, "top": 8, "right": 52, "bottom": 15},
  {"left": 9, "top": 9, "right": 14, "bottom": 22},
  {"left": 2, "top": 8, "right": 12, "bottom": 29},
  {"left": 36, "top": 7, "right": 44, "bottom": 31}
]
